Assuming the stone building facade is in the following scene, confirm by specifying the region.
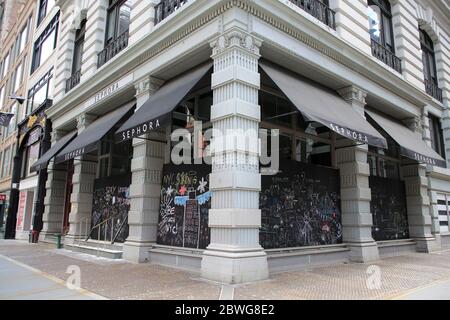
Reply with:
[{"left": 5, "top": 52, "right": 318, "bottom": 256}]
[{"left": 4, "top": 0, "right": 450, "bottom": 284}]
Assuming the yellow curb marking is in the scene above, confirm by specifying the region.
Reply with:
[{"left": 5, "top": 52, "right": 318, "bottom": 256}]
[
  {"left": 0, "top": 253, "right": 108, "bottom": 300},
  {"left": 386, "top": 278, "right": 450, "bottom": 300}
]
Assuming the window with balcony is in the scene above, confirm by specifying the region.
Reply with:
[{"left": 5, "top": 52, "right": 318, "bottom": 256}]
[
  {"left": 429, "top": 114, "right": 445, "bottom": 159},
  {"left": 286, "top": 0, "right": 336, "bottom": 29},
  {"left": 66, "top": 19, "right": 86, "bottom": 93},
  {"left": 31, "top": 13, "right": 59, "bottom": 74},
  {"left": 26, "top": 69, "right": 54, "bottom": 115},
  {"left": 367, "top": 0, "right": 401, "bottom": 73},
  {"left": 155, "top": 0, "right": 190, "bottom": 25},
  {"left": 98, "top": 0, "right": 131, "bottom": 68},
  {"left": 420, "top": 29, "right": 443, "bottom": 102},
  {"left": 37, "top": 0, "right": 56, "bottom": 26}
]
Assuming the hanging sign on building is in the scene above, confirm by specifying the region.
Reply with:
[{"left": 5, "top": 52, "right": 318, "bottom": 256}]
[
  {"left": 0, "top": 112, "right": 14, "bottom": 127},
  {"left": 83, "top": 74, "right": 134, "bottom": 111},
  {"left": 157, "top": 164, "right": 211, "bottom": 249},
  {"left": 16, "top": 192, "right": 27, "bottom": 231},
  {"left": 0, "top": 194, "right": 6, "bottom": 201}
]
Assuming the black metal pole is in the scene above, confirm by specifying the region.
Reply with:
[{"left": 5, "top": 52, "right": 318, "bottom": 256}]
[{"left": 31, "top": 119, "right": 52, "bottom": 242}]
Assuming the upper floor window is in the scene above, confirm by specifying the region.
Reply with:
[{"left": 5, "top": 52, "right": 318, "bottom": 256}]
[
  {"left": 31, "top": 13, "right": 59, "bottom": 74},
  {"left": 368, "top": 0, "right": 394, "bottom": 52},
  {"left": 420, "top": 29, "right": 437, "bottom": 85},
  {"left": 73, "top": 19, "right": 86, "bottom": 75},
  {"left": 37, "top": 0, "right": 56, "bottom": 26},
  {"left": 429, "top": 114, "right": 445, "bottom": 159},
  {"left": 66, "top": 20, "right": 86, "bottom": 92},
  {"left": 106, "top": 0, "right": 132, "bottom": 44},
  {"left": 26, "top": 69, "right": 54, "bottom": 115},
  {"left": 13, "top": 61, "right": 24, "bottom": 93},
  {"left": 420, "top": 29, "right": 443, "bottom": 102},
  {"left": 1, "top": 147, "right": 11, "bottom": 178},
  {"left": 1, "top": 52, "right": 10, "bottom": 79}
]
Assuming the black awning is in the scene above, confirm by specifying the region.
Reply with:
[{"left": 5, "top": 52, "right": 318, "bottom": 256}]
[
  {"left": 55, "top": 102, "right": 135, "bottom": 164},
  {"left": 115, "top": 62, "right": 213, "bottom": 142},
  {"left": 259, "top": 61, "right": 387, "bottom": 149},
  {"left": 30, "top": 131, "right": 78, "bottom": 172},
  {"left": 366, "top": 110, "right": 446, "bottom": 168}
]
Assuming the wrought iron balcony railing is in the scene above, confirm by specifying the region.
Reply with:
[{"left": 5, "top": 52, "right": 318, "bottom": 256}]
[
  {"left": 289, "top": 0, "right": 336, "bottom": 29},
  {"left": 155, "top": 0, "right": 189, "bottom": 25},
  {"left": 97, "top": 29, "right": 129, "bottom": 68},
  {"left": 425, "top": 79, "right": 443, "bottom": 103},
  {"left": 371, "top": 39, "right": 402, "bottom": 74},
  {"left": 66, "top": 69, "right": 82, "bottom": 93}
]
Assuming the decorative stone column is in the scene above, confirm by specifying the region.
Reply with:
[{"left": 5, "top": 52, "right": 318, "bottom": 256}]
[
  {"left": 129, "top": 0, "right": 158, "bottom": 45},
  {"left": 65, "top": 114, "right": 97, "bottom": 245},
  {"left": 402, "top": 116, "right": 437, "bottom": 252},
  {"left": 422, "top": 109, "right": 441, "bottom": 242},
  {"left": 123, "top": 77, "right": 165, "bottom": 263},
  {"left": 336, "top": 86, "right": 379, "bottom": 262},
  {"left": 39, "top": 129, "right": 69, "bottom": 243},
  {"left": 81, "top": 0, "right": 108, "bottom": 79},
  {"left": 200, "top": 29, "right": 269, "bottom": 284}
]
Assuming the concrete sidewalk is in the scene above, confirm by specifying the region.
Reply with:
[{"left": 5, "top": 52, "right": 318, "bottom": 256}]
[
  {"left": 1, "top": 240, "right": 450, "bottom": 300},
  {"left": 0, "top": 253, "right": 104, "bottom": 300}
]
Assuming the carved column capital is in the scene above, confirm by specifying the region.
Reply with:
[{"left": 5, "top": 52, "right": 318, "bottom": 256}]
[
  {"left": 337, "top": 85, "right": 367, "bottom": 116},
  {"left": 135, "top": 76, "right": 164, "bottom": 98},
  {"left": 210, "top": 28, "right": 262, "bottom": 58},
  {"left": 76, "top": 113, "right": 96, "bottom": 131},
  {"left": 403, "top": 116, "right": 423, "bottom": 134}
]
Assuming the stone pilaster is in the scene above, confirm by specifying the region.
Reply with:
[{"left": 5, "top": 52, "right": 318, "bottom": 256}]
[
  {"left": 200, "top": 29, "right": 268, "bottom": 284},
  {"left": 123, "top": 77, "right": 165, "bottom": 263},
  {"left": 421, "top": 109, "right": 432, "bottom": 147},
  {"left": 129, "top": 0, "right": 158, "bottom": 45},
  {"left": 401, "top": 164, "right": 437, "bottom": 252},
  {"left": 39, "top": 129, "right": 69, "bottom": 243},
  {"left": 64, "top": 114, "right": 97, "bottom": 245},
  {"left": 81, "top": 0, "right": 108, "bottom": 79},
  {"left": 337, "top": 86, "right": 379, "bottom": 262}
]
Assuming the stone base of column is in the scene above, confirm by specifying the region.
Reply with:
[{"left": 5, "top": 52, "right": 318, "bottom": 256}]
[
  {"left": 347, "top": 242, "right": 380, "bottom": 263},
  {"left": 122, "top": 241, "right": 152, "bottom": 263},
  {"left": 63, "top": 234, "right": 85, "bottom": 246},
  {"left": 414, "top": 237, "right": 441, "bottom": 253},
  {"left": 38, "top": 231, "right": 59, "bottom": 244},
  {"left": 201, "top": 249, "right": 269, "bottom": 284}
]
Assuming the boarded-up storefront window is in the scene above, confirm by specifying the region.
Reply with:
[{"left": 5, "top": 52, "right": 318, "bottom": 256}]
[{"left": 260, "top": 160, "right": 342, "bottom": 249}]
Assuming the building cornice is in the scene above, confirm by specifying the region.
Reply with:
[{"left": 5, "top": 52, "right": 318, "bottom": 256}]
[{"left": 47, "top": 0, "right": 442, "bottom": 121}]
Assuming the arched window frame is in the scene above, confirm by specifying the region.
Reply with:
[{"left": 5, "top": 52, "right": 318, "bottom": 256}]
[
  {"left": 419, "top": 28, "right": 438, "bottom": 85},
  {"left": 368, "top": 0, "right": 395, "bottom": 53}
]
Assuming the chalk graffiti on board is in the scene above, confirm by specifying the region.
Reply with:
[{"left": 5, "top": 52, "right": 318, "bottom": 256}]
[
  {"left": 260, "top": 160, "right": 342, "bottom": 249},
  {"left": 157, "top": 164, "right": 211, "bottom": 249},
  {"left": 369, "top": 176, "right": 409, "bottom": 241},
  {"left": 91, "top": 174, "right": 131, "bottom": 243}
]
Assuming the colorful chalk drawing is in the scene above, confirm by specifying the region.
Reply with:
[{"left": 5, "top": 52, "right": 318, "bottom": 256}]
[{"left": 157, "top": 164, "right": 212, "bottom": 249}]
